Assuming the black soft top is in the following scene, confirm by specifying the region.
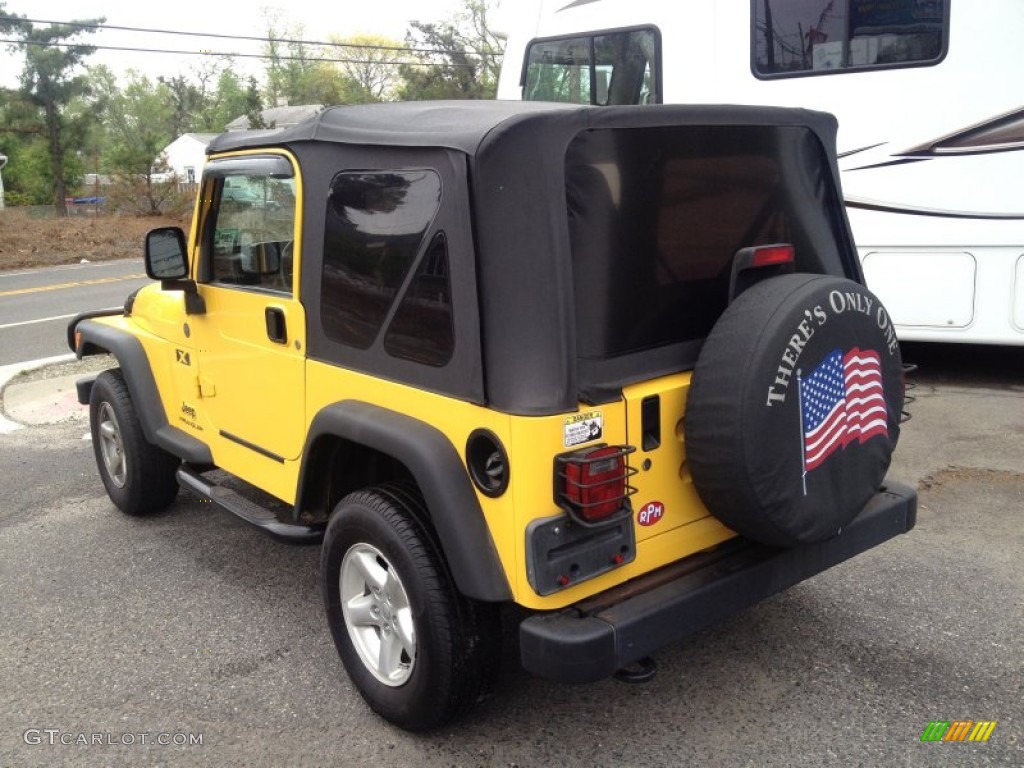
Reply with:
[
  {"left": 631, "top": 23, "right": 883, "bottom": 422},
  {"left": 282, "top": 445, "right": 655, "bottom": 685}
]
[
  {"left": 208, "top": 101, "right": 858, "bottom": 415},
  {"left": 208, "top": 100, "right": 843, "bottom": 159}
]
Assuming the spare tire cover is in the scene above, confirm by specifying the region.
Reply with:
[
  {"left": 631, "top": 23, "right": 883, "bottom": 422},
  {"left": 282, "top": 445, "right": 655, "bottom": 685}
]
[{"left": 685, "top": 273, "right": 903, "bottom": 547}]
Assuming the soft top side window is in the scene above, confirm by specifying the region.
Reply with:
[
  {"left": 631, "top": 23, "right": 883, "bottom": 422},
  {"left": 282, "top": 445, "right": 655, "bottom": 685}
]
[{"left": 320, "top": 169, "right": 447, "bottom": 357}]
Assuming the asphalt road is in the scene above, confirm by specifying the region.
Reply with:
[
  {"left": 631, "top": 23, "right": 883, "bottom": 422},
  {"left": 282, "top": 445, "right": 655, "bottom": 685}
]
[
  {"left": 0, "top": 260, "right": 151, "bottom": 365},
  {"left": 0, "top": 277, "right": 1021, "bottom": 764}
]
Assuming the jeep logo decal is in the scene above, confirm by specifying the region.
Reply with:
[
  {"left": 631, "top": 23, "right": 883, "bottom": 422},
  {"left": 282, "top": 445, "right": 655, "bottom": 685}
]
[{"left": 637, "top": 501, "right": 664, "bottom": 526}]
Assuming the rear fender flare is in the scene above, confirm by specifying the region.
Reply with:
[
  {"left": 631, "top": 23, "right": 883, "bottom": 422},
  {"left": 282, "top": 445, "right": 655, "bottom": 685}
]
[{"left": 299, "top": 401, "right": 512, "bottom": 602}]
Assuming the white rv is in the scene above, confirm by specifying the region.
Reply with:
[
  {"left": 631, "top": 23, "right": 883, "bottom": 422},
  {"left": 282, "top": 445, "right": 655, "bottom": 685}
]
[{"left": 496, "top": 0, "right": 1024, "bottom": 345}]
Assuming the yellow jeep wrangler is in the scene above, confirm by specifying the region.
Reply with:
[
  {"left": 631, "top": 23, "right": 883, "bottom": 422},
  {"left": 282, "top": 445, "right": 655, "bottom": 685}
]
[{"left": 68, "top": 101, "right": 915, "bottom": 731}]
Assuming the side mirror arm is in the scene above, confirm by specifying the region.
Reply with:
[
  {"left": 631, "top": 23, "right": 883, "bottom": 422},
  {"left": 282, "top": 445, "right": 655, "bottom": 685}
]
[{"left": 161, "top": 279, "right": 207, "bottom": 315}]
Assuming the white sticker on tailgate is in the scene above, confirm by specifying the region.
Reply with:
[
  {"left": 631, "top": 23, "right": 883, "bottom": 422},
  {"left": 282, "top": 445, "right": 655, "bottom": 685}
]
[{"left": 563, "top": 410, "right": 603, "bottom": 447}]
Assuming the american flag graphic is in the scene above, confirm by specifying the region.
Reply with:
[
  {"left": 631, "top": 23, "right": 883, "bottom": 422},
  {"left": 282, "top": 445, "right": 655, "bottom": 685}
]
[{"left": 799, "top": 347, "right": 888, "bottom": 472}]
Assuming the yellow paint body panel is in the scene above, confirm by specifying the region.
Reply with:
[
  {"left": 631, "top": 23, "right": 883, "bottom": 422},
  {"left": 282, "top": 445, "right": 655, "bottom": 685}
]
[
  {"left": 92, "top": 145, "right": 742, "bottom": 611},
  {"left": 305, "top": 360, "right": 516, "bottom": 588},
  {"left": 499, "top": 373, "right": 737, "bottom": 610},
  {"left": 95, "top": 295, "right": 739, "bottom": 608}
]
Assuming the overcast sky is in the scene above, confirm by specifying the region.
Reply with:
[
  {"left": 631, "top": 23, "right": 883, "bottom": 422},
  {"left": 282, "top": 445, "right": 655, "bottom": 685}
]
[{"left": 0, "top": 0, "right": 473, "bottom": 87}]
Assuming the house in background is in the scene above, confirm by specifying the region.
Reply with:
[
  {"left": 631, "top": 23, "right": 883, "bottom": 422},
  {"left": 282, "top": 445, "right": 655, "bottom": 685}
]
[
  {"left": 156, "top": 105, "right": 323, "bottom": 183},
  {"left": 225, "top": 104, "right": 324, "bottom": 131},
  {"left": 160, "top": 133, "right": 218, "bottom": 183}
]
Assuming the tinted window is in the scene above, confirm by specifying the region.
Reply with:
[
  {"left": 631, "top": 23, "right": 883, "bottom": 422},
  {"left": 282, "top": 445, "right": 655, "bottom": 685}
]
[
  {"left": 321, "top": 170, "right": 442, "bottom": 349},
  {"left": 566, "top": 125, "right": 848, "bottom": 361},
  {"left": 753, "top": 0, "right": 947, "bottom": 77},
  {"left": 524, "top": 28, "right": 659, "bottom": 105},
  {"left": 384, "top": 233, "right": 454, "bottom": 366},
  {"left": 203, "top": 157, "right": 297, "bottom": 293}
]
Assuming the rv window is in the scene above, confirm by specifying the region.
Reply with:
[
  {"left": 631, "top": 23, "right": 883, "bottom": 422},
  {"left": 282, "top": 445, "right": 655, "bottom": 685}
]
[
  {"left": 524, "top": 27, "right": 660, "bottom": 105},
  {"left": 753, "top": 0, "right": 948, "bottom": 77}
]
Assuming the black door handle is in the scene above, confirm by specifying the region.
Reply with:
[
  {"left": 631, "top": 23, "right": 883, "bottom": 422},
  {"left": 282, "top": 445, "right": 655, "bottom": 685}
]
[{"left": 265, "top": 307, "right": 287, "bottom": 344}]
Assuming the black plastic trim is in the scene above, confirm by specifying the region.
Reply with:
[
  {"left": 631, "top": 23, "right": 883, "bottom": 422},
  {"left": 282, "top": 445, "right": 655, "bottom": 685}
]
[
  {"left": 526, "top": 512, "right": 636, "bottom": 596},
  {"left": 465, "top": 428, "right": 510, "bottom": 498},
  {"left": 75, "top": 374, "right": 98, "bottom": 405},
  {"left": 298, "top": 401, "right": 512, "bottom": 601},
  {"left": 67, "top": 308, "right": 123, "bottom": 352},
  {"left": 520, "top": 481, "right": 917, "bottom": 683},
  {"left": 69, "top": 319, "right": 213, "bottom": 465},
  {"left": 640, "top": 395, "right": 661, "bottom": 451},
  {"left": 220, "top": 430, "right": 285, "bottom": 463},
  {"left": 178, "top": 465, "right": 322, "bottom": 544}
]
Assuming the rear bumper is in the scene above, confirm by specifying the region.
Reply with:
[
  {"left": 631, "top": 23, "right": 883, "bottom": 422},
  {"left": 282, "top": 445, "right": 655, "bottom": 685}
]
[{"left": 519, "top": 481, "right": 917, "bottom": 683}]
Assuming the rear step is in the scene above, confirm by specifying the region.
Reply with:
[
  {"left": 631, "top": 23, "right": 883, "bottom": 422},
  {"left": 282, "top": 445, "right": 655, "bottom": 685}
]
[{"left": 177, "top": 465, "right": 323, "bottom": 544}]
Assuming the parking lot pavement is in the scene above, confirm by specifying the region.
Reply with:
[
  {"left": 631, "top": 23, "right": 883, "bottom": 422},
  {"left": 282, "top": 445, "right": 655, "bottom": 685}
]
[
  {"left": 887, "top": 344, "right": 1024, "bottom": 487},
  {"left": 0, "top": 345, "right": 1021, "bottom": 766}
]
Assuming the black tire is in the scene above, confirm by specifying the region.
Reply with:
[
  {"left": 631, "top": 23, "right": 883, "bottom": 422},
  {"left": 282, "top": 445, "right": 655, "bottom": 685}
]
[
  {"left": 685, "top": 274, "right": 904, "bottom": 547},
  {"left": 89, "top": 369, "right": 180, "bottom": 515},
  {"left": 321, "top": 484, "right": 500, "bottom": 731}
]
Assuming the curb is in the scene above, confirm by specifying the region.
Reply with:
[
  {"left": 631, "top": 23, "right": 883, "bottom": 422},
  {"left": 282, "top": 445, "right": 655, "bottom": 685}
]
[{"left": 0, "top": 353, "right": 77, "bottom": 434}]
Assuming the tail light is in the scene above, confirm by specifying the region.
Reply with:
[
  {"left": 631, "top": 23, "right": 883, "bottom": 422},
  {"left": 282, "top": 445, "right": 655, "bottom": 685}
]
[
  {"left": 555, "top": 444, "right": 637, "bottom": 526},
  {"left": 729, "top": 243, "right": 796, "bottom": 301},
  {"left": 749, "top": 244, "right": 795, "bottom": 267}
]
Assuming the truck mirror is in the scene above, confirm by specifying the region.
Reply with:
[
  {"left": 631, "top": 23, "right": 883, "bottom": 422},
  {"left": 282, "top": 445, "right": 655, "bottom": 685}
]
[{"left": 145, "top": 227, "right": 189, "bottom": 280}]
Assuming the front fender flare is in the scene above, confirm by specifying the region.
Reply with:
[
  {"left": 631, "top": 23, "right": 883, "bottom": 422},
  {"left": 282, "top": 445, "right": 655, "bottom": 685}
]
[
  {"left": 70, "top": 317, "right": 212, "bottom": 465},
  {"left": 300, "top": 401, "right": 512, "bottom": 602}
]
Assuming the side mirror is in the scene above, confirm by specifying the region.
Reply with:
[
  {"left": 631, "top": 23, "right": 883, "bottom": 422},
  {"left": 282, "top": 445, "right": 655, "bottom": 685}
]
[
  {"left": 145, "top": 227, "right": 189, "bottom": 280},
  {"left": 144, "top": 226, "right": 205, "bottom": 315}
]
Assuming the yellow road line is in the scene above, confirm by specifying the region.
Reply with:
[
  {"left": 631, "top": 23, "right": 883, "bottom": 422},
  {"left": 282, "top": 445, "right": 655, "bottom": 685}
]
[{"left": 0, "top": 274, "right": 147, "bottom": 298}]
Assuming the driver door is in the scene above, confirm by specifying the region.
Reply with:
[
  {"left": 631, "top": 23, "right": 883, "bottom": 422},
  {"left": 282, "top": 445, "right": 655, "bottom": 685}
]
[{"left": 189, "top": 152, "right": 306, "bottom": 490}]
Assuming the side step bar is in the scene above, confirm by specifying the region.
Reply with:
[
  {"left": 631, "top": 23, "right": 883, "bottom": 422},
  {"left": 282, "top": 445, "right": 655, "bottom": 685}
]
[{"left": 177, "top": 465, "right": 323, "bottom": 545}]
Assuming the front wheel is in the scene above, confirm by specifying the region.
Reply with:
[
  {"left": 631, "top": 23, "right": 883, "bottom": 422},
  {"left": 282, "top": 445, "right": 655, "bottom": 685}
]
[
  {"left": 321, "top": 484, "right": 500, "bottom": 731},
  {"left": 89, "top": 369, "right": 180, "bottom": 515}
]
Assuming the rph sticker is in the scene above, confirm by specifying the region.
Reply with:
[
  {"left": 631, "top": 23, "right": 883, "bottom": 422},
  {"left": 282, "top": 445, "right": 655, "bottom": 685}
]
[
  {"left": 637, "top": 501, "right": 665, "bottom": 527},
  {"left": 563, "top": 410, "right": 603, "bottom": 447}
]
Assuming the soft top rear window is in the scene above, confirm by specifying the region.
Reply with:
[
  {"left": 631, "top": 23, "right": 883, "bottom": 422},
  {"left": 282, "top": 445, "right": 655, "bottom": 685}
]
[{"left": 566, "top": 124, "right": 853, "bottom": 389}]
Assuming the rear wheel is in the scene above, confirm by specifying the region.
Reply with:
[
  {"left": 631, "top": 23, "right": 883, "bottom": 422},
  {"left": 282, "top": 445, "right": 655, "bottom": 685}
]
[
  {"left": 89, "top": 369, "right": 180, "bottom": 515},
  {"left": 321, "top": 484, "right": 500, "bottom": 731}
]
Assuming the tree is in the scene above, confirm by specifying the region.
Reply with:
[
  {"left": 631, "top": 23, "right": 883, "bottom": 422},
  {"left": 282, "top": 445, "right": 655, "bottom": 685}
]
[
  {"left": 92, "top": 67, "right": 183, "bottom": 215},
  {"left": 330, "top": 34, "right": 406, "bottom": 103},
  {"left": 0, "top": 131, "right": 55, "bottom": 205},
  {"left": 243, "top": 76, "right": 267, "bottom": 129},
  {"left": 159, "top": 73, "right": 205, "bottom": 137},
  {"left": 0, "top": 1, "right": 19, "bottom": 35},
  {"left": 11, "top": 16, "right": 103, "bottom": 215},
  {"left": 197, "top": 68, "right": 247, "bottom": 131},
  {"left": 264, "top": 21, "right": 348, "bottom": 107},
  {"left": 398, "top": 0, "right": 504, "bottom": 101}
]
